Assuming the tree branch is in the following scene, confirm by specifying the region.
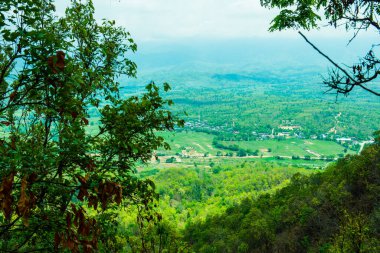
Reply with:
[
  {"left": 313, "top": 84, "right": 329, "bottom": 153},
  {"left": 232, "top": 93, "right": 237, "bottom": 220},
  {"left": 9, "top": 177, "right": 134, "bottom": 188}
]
[
  {"left": 298, "top": 31, "right": 355, "bottom": 81},
  {"left": 299, "top": 31, "right": 380, "bottom": 96}
]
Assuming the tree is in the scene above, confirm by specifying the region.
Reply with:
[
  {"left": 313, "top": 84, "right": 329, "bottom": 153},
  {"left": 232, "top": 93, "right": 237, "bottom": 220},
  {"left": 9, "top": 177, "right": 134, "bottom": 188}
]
[
  {"left": 166, "top": 157, "right": 177, "bottom": 163},
  {"left": 0, "top": 0, "right": 182, "bottom": 251},
  {"left": 237, "top": 149, "right": 247, "bottom": 157},
  {"left": 261, "top": 0, "right": 380, "bottom": 96}
]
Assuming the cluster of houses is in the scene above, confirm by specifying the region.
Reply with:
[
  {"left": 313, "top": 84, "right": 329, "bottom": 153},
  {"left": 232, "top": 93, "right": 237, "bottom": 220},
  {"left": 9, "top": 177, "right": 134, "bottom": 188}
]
[
  {"left": 183, "top": 121, "right": 226, "bottom": 132},
  {"left": 180, "top": 149, "right": 204, "bottom": 158},
  {"left": 183, "top": 119, "right": 372, "bottom": 145},
  {"left": 158, "top": 119, "right": 376, "bottom": 164}
]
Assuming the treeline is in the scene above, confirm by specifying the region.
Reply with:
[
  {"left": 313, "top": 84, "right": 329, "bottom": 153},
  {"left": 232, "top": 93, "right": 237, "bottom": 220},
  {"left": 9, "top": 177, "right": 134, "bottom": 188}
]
[
  {"left": 184, "top": 136, "right": 380, "bottom": 252},
  {"left": 212, "top": 138, "right": 259, "bottom": 156}
]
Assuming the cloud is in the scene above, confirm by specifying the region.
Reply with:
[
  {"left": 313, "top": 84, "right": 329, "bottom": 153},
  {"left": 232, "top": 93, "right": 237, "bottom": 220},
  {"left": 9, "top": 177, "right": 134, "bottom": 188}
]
[
  {"left": 56, "top": 0, "right": 281, "bottom": 41},
  {"left": 55, "top": 0, "right": 377, "bottom": 43}
]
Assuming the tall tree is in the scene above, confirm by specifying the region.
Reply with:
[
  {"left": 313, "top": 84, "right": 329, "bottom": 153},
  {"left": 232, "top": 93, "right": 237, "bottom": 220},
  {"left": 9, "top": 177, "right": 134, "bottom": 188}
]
[
  {"left": 0, "top": 0, "right": 182, "bottom": 251},
  {"left": 261, "top": 0, "right": 380, "bottom": 96}
]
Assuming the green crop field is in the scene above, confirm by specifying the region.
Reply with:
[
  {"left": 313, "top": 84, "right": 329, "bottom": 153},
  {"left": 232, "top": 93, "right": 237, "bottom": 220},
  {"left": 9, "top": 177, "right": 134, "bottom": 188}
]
[
  {"left": 158, "top": 131, "right": 225, "bottom": 155},
  {"left": 156, "top": 131, "right": 355, "bottom": 159},
  {"left": 221, "top": 138, "right": 355, "bottom": 157}
]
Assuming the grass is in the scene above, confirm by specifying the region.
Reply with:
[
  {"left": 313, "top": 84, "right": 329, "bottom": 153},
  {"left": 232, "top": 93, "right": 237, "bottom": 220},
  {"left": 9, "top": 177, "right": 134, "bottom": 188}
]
[
  {"left": 221, "top": 138, "right": 355, "bottom": 157},
  {"left": 158, "top": 131, "right": 224, "bottom": 155}
]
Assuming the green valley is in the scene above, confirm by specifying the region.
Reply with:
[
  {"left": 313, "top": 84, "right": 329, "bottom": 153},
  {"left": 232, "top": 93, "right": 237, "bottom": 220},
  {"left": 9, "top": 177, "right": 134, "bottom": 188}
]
[{"left": 1, "top": 0, "right": 379, "bottom": 252}]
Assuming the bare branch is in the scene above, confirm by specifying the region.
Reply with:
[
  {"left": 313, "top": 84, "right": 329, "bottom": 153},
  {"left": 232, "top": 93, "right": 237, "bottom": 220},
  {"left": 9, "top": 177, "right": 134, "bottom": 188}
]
[{"left": 299, "top": 31, "right": 380, "bottom": 96}]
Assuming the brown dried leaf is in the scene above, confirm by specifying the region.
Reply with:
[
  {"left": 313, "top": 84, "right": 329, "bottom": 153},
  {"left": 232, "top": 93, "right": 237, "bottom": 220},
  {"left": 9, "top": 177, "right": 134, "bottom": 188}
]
[
  {"left": 54, "top": 232, "right": 61, "bottom": 248},
  {"left": 67, "top": 239, "right": 74, "bottom": 250},
  {"left": 86, "top": 160, "right": 95, "bottom": 171},
  {"left": 56, "top": 51, "right": 65, "bottom": 71},
  {"left": 27, "top": 173, "right": 38, "bottom": 184},
  {"left": 0, "top": 121, "right": 11, "bottom": 126},
  {"left": 9, "top": 91, "right": 17, "bottom": 101},
  {"left": 17, "top": 177, "right": 28, "bottom": 214},
  {"left": 71, "top": 111, "right": 78, "bottom": 119},
  {"left": 17, "top": 176, "right": 31, "bottom": 226},
  {"left": 22, "top": 216, "right": 29, "bottom": 227},
  {"left": 76, "top": 175, "right": 87, "bottom": 185},
  {"left": 66, "top": 213, "right": 72, "bottom": 228},
  {"left": 47, "top": 56, "right": 57, "bottom": 73},
  {"left": 82, "top": 117, "right": 89, "bottom": 125}
]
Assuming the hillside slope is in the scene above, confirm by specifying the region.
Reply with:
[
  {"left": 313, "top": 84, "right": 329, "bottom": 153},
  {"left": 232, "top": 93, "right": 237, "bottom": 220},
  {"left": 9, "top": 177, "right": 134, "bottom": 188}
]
[{"left": 185, "top": 133, "right": 380, "bottom": 253}]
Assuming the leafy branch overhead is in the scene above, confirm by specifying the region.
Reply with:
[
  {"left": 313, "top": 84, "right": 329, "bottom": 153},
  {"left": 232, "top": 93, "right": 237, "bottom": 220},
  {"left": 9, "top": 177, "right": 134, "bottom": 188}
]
[
  {"left": 0, "top": 0, "right": 182, "bottom": 252},
  {"left": 261, "top": 0, "right": 380, "bottom": 96}
]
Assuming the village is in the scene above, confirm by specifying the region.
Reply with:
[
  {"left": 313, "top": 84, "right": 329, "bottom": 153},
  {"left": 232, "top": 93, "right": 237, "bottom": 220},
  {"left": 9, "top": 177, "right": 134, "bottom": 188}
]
[{"left": 182, "top": 118, "right": 374, "bottom": 150}]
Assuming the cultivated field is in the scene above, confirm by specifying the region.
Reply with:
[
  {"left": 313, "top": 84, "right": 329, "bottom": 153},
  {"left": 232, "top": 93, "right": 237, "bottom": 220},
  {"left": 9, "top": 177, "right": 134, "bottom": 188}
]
[{"left": 157, "top": 131, "right": 355, "bottom": 158}]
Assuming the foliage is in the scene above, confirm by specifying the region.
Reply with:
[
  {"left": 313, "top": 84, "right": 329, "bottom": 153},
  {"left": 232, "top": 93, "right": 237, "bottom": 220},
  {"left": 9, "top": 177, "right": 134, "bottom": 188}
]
[
  {"left": 117, "top": 159, "right": 316, "bottom": 252},
  {"left": 167, "top": 84, "right": 379, "bottom": 140},
  {"left": 184, "top": 141, "right": 380, "bottom": 252},
  {"left": 0, "top": 0, "right": 182, "bottom": 251}
]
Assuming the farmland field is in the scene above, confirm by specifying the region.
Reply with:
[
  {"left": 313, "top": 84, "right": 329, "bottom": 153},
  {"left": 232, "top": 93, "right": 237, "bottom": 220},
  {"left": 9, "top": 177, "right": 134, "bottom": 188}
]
[
  {"left": 158, "top": 131, "right": 224, "bottom": 155},
  {"left": 156, "top": 131, "right": 355, "bottom": 159},
  {"left": 220, "top": 138, "right": 355, "bottom": 157}
]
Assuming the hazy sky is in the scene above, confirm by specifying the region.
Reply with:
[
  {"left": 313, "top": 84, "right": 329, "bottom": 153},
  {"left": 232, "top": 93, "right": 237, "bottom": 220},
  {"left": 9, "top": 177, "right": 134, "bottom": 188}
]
[
  {"left": 54, "top": 0, "right": 378, "bottom": 73},
  {"left": 55, "top": 0, "right": 376, "bottom": 43},
  {"left": 87, "top": 0, "right": 279, "bottom": 41}
]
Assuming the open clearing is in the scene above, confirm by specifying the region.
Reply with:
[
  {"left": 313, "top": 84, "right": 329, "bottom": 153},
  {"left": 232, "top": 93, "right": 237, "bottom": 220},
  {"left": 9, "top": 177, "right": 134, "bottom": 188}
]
[{"left": 158, "top": 131, "right": 224, "bottom": 154}]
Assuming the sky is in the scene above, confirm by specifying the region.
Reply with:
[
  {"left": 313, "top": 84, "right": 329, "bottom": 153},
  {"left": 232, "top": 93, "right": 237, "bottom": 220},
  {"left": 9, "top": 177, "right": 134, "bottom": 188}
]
[
  {"left": 55, "top": 0, "right": 377, "bottom": 42},
  {"left": 55, "top": 0, "right": 377, "bottom": 71},
  {"left": 56, "top": 0, "right": 281, "bottom": 41},
  {"left": 86, "top": 0, "right": 282, "bottom": 41}
]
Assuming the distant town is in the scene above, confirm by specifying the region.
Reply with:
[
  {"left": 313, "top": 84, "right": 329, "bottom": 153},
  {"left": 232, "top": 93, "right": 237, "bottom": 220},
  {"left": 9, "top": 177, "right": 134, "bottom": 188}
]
[{"left": 180, "top": 118, "right": 375, "bottom": 154}]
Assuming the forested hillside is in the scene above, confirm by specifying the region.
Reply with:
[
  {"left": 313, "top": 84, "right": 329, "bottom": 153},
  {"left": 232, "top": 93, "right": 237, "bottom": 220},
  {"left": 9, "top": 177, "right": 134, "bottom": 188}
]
[
  {"left": 97, "top": 134, "right": 380, "bottom": 252},
  {"left": 104, "top": 159, "right": 317, "bottom": 252},
  {"left": 185, "top": 134, "right": 380, "bottom": 253}
]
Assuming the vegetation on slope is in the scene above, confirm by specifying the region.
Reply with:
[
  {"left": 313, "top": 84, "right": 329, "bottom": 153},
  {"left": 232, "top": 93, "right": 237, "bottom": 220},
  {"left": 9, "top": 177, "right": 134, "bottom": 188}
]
[
  {"left": 113, "top": 160, "right": 315, "bottom": 252},
  {"left": 184, "top": 133, "right": 380, "bottom": 253}
]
